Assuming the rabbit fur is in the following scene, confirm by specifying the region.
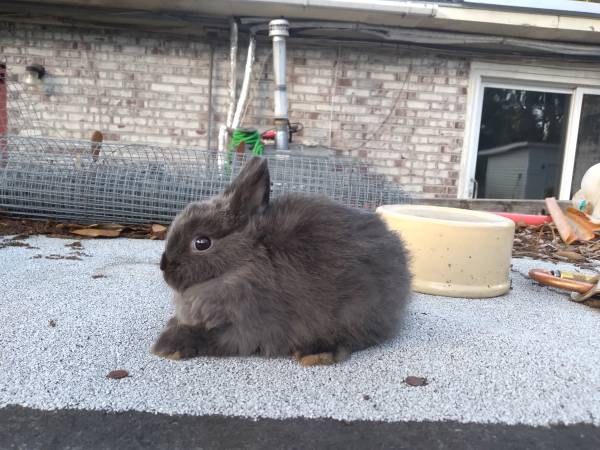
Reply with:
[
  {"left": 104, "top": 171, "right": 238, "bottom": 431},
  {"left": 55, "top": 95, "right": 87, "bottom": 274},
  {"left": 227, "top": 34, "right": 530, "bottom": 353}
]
[{"left": 152, "top": 157, "right": 411, "bottom": 365}]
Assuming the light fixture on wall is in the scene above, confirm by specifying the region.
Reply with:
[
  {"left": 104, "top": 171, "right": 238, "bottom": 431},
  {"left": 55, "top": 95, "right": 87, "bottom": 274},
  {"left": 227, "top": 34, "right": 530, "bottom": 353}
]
[{"left": 23, "top": 64, "right": 46, "bottom": 86}]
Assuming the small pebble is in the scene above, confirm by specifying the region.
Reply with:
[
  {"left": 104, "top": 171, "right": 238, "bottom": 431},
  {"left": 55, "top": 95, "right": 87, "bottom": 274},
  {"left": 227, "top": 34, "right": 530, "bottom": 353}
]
[
  {"left": 107, "top": 370, "right": 129, "bottom": 380},
  {"left": 404, "top": 376, "right": 428, "bottom": 387}
]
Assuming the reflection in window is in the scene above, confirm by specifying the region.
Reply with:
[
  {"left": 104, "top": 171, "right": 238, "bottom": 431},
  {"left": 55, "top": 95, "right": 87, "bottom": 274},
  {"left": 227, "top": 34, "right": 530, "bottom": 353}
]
[
  {"left": 475, "top": 88, "right": 570, "bottom": 199},
  {"left": 570, "top": 94, "right": 600, "bottom": 197}
]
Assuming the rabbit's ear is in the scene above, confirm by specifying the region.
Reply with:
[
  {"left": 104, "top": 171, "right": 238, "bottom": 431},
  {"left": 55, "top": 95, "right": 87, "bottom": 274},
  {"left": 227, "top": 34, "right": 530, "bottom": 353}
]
[{"left": 224, "top": 156, "right": 270, "bottom": 218}]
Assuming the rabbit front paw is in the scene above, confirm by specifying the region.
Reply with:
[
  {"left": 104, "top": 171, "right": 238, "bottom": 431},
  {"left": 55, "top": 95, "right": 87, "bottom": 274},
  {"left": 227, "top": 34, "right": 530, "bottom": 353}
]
[{"left": 151, "top": 319, "right": 206, "bottom": 360}]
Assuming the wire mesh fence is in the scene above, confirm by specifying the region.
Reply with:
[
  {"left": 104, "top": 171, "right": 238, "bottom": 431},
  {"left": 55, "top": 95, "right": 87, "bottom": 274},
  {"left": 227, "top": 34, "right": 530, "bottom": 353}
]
[
  {"left": 0, "top": 71, "right": 409, "bottom": 224},
  {"left": 0, "top": 135, "right": 409, "bottom": 224}
]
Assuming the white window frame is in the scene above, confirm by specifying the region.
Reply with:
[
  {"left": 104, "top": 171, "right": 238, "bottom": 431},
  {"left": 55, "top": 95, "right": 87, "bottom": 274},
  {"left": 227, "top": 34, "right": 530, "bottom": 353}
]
[
  {"left": 560, "top": 87, "right": 600, "bottom": 199},
  {"left": 459, "top": 61, "right": 600, "bottom": 200}
]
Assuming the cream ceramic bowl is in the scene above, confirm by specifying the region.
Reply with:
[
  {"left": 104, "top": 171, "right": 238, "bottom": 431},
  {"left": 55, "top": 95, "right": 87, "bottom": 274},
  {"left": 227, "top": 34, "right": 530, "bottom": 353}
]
[{"left": 376, "top": 205, "right": 515, "bottom": 298}]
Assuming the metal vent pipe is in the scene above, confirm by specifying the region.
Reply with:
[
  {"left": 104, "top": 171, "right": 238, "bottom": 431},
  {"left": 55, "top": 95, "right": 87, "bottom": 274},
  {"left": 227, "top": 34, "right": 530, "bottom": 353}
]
[{"left": 269, "top": 18, "right": 289, "bottom": 151}]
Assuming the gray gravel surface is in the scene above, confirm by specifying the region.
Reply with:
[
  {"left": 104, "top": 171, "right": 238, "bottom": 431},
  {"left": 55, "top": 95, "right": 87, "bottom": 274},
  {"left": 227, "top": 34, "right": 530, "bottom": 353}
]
[{"left": 1, "top": 236, "right": 599, "bottom": 425}]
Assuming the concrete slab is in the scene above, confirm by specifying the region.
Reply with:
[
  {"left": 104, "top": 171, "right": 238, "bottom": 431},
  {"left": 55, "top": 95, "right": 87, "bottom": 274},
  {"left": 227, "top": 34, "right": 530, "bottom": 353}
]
[{"left": 1, "top": 236, "right": 599, "bottom": 426}]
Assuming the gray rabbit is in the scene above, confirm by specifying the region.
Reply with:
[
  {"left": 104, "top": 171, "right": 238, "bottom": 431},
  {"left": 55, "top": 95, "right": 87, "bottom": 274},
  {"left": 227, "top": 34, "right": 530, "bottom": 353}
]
[{"left": 152, "top": 157, "right": 411, "bottom": 366}]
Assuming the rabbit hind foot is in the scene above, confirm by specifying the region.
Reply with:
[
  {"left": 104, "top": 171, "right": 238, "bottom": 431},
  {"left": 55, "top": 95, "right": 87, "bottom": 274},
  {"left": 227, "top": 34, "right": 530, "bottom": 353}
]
[{"left": 292, "top": 347, "right": 350, "bottom": 366}]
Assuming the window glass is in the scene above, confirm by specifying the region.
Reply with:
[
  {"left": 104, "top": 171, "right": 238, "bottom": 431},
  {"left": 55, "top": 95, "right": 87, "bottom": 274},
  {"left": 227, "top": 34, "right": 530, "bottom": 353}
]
[
  {"left": 475, "top": 87, "right": 570, "bottom": 199},
  {"left": 570, "top": 94, "right": 600, "bottom": 197}
]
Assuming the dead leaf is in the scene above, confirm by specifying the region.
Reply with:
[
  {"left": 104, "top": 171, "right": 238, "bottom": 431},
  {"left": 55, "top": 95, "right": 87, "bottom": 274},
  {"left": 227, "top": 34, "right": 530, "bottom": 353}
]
[
  {"left": 81, "top": 223, "right": 125, "bottom": 230},
  {"left": 554, "top": 250, "right": 586, "bottom": 262},
  {"left": 98, "top": 224, "right": 125, "bottom": 230},
  {"left": 565, "top": 208, "right": 600, "bottom": 242},
  {"left": 71, "top": 228, "right": 122, "bottom": 238},
  {"left": 0, "top": 240, "right": 38, "bottom": 249},
  {"left": 45, "top": 254, "right": 82, "bottom": 260},
  {"left": 404, "top": 376, "right": 428, "bottom": 387},
  {"left": 151, "top": 224, "right": 167, "bottom": 240},
  {"left": 545, "top": 197, "right": 579, "bottom": 244},
  {"left": 0, "top": 217, "right": 168, "bottom": 241},
  {"left": 107, "top": 370, "right": 129, "bottom": 380},
  {"left": 3, "top": 240, "right": 28, "bottom": 247}
]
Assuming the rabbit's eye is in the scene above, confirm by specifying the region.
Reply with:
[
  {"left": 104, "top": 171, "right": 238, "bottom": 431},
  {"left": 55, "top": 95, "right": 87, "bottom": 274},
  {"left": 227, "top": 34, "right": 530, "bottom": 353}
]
[{"left": 194, "top": 237, "right": 212, "bottom": 251}]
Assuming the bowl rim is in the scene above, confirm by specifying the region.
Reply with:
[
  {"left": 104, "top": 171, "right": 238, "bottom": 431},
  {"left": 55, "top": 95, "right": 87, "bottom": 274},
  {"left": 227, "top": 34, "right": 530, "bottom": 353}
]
[{"left": 376, "top": 204, "right": 515, "bottom": 228}]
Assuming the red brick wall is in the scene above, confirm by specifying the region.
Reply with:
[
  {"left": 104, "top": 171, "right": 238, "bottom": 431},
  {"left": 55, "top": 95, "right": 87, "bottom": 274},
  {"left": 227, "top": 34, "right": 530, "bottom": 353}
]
[{"left": 0, "top": 22, "right": 470, "bottom": 197}]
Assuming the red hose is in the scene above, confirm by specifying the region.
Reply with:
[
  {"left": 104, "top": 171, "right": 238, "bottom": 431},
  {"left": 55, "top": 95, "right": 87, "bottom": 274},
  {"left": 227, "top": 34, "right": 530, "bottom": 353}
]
[{"left": 492, "top": 212, "right": 551, "bottom": 226}]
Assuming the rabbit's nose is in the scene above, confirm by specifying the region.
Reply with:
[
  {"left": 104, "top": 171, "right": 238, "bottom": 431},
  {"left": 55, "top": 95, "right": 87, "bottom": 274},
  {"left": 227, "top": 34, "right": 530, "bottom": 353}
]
[{"left": 160, "top": 253, "right": 168, "bottom": 271}]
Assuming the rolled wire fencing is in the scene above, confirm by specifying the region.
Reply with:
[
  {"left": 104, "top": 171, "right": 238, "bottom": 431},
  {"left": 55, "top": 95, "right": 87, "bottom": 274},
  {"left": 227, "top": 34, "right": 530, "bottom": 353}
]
[
  {"left": 0, "top": 135, "right": 410, "bottom": 224},
  {"left": 0, "top": 75, "right": 409, "bottom": 224}
]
